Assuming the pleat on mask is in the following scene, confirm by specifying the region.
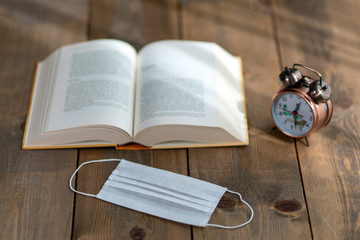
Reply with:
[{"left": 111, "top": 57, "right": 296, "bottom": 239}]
[{"left": 69, "top": 159, "right": 253, "bottom": 229}]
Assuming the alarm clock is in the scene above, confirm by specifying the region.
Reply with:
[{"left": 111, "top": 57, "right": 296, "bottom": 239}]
[{"left": 271, "top": 64, "right": 333, "bottom": 138}]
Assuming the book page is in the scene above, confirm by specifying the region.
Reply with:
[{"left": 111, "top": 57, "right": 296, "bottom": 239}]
[
  {"left": 45, "top": 39, "right": 137, "bottom": 136},
  {"left": 133, "top": 40, "right": 247, "bottom": 145},
  {"left": 214, "top": 50, "right": 247, "bottom": 143},
  {"left": 133, "top": 40, "right": 220, "bottom": 137},
  {"left": 23, "top": 52, "right": 60, "bottom": 146}
]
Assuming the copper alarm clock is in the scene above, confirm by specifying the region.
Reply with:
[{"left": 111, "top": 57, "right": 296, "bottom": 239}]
[{"left": 271, "top": 64, "right": 333, "bottom": 138}]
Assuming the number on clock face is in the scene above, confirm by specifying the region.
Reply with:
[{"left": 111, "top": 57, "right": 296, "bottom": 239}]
[{"left": 272, "top": 92, "right": 314, "bottom": 137}]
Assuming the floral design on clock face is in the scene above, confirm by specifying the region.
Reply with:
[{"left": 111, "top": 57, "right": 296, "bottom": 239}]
[{"left": 272, "top": 92, "right": 314, "bottom": 137}]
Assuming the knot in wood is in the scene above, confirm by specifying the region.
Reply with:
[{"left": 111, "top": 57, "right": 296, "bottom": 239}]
[
  {"left": 339, "top": 97, "right": 352, "bottom": 109},
  {"left": 130, "top": 226, "right": 146, "bottom": 240},
  {"left": 274, "top": 199, "right": 302, "bottom": 212}
]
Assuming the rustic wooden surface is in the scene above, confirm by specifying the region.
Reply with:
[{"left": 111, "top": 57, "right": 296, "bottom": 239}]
[
  {"left": 273, "top": 1, "right": 360, "bottom": 239},
  {"left": 0, "top": 0, "right": 359, "bottom": 239},
  {"left": 0, "top": 0, "right": 87, "bottom": 239}
]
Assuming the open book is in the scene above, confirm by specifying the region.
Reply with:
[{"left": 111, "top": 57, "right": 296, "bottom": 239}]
[{"left": 23, "top": 39, "right": 248, "bottom": 149}]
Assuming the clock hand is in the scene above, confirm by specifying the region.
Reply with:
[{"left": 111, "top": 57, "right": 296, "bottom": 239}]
[
  {"left": 282, "top": 108, "right": 293, "bottom": 116},
  {"left": 293, "top": 115, "right": 298, "bottom": 127},
  {"left": 281, "top": 108, "right": 304, "bottom": 118},
  {"left": 294, "top": 112, "right": 303, "bottom": 118}
]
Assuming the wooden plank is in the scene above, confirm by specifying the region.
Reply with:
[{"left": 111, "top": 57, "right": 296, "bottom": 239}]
[
  {"left": 73, "top": 149, "right": 190, "bottom": 239},
  {"left": 182, "top": 0, "right": 312, "bottom": 239},
  {"left": 0, "top": 0, "right": 88, "bottom": 239},
  {"left": 72, "top": 0, "right": 192, "bottom": 239},
  {"left": 272, "top": 0, "right": 360, "bottom": 238},
  {"left": 88, "top": 0, "right": 180, "bottom": 49}
]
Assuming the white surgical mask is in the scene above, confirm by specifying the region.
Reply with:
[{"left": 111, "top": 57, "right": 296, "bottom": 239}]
[{"left": 69, "top": 159, "right": 253, "bottom": 229}]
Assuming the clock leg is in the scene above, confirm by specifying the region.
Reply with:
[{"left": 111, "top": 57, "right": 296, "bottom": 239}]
[
  {"left": 295, "top": 136, "right": 310, "bottom": 147},
  {"left": 304, "top": 136, "right": 309, "bottom": 147}
]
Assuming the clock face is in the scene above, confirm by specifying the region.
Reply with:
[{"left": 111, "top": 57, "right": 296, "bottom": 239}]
[{"left": 271, "top": 92, "right": 315, "bottom": 137}]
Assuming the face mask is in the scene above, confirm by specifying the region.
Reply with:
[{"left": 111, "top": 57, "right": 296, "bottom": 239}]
[{"left": 69, "top": 159, "right": 253, "bottom": 229}]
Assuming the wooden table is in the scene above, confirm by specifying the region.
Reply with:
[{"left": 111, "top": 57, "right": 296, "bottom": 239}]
[{"left": 1, "top": 0, "right": 359, "bottom": 239}]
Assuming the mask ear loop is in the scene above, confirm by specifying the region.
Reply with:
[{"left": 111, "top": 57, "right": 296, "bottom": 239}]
[
  {"left": 206, "top": 189, "right": 254, "bottom": 229},
  {"left": 69, "top": 159, "right": 122, "bottom": 198}
]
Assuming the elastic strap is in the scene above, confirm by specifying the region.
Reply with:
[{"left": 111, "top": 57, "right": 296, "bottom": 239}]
[
  {"left": 69, "top": 159, "right": 122, "bottom": 197},
  {"left": 206, "top": 189, "right": 254, "bottom": 229}
]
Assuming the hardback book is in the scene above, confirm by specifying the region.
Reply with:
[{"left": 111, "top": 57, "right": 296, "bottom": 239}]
[{"left": 22, "top": 39, "right": 248, "bottom": 150}]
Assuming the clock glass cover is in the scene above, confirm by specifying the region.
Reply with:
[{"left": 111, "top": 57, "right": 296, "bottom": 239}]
[{"left": 271, "top": 92, "right": 314, "bottom": 137}]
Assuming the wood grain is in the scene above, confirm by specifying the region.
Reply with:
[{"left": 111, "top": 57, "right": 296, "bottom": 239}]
[
  {"left": 73, "top": 149, "right": 190, "bottom": 240},
  {"left": 182, "top": 0, "right": 312, "bottom": 239},
  {"left": 72, "top": 0, "right": 192, "bottom": 239},
  {"left": 272, "top": 0, "right": 360, "bottom": 238},
  {"left": 0, "top": 0, "right": 88, "bottom": 239},
  {"left": 1, "top": 0, "right": 359, "bottom": 239}
]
